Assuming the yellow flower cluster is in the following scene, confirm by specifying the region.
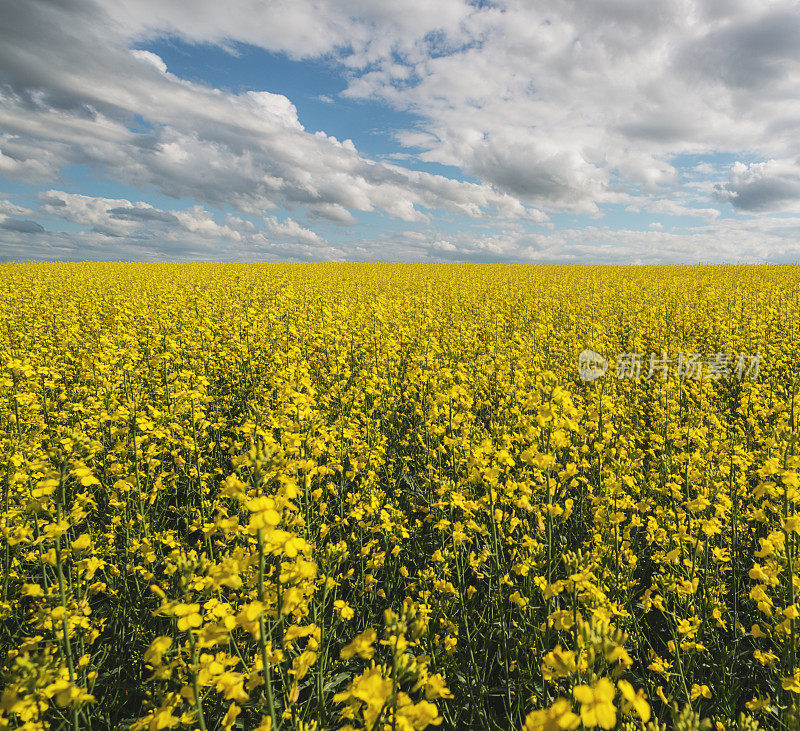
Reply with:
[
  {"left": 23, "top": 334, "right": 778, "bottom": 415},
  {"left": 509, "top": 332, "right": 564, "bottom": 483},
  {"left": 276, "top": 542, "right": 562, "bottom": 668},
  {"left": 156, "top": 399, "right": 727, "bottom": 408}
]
[{"left": 0, "top": 262, "right": 798, "bottom": 729}]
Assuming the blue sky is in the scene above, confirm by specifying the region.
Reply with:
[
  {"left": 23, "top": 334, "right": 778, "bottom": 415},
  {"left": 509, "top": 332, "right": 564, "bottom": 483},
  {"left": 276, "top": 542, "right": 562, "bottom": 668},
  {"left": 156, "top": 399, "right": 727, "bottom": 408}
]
[{"left": 1, "top": 0, "right": 800, "bottom": 263}]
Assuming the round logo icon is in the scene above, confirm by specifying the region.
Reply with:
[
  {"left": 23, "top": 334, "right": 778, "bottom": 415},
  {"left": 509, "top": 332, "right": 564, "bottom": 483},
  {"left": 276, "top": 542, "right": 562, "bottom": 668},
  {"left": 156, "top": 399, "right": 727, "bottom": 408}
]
[{"left": 578, "top": 350, "right": 608, "bottom": 382}]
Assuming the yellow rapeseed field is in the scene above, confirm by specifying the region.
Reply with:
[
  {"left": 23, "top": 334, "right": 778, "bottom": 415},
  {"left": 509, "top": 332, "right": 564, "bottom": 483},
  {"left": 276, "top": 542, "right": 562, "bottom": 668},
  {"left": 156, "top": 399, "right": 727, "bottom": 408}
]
[{"left": 2, "top": 262, "right": 800, "bottom": 731}]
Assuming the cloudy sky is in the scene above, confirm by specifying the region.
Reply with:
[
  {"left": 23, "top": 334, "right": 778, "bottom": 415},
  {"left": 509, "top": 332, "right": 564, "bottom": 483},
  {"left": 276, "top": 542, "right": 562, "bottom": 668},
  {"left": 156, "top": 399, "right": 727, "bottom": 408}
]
[{"left": 1, "top": 0, "right": 800, "bottom": 263}]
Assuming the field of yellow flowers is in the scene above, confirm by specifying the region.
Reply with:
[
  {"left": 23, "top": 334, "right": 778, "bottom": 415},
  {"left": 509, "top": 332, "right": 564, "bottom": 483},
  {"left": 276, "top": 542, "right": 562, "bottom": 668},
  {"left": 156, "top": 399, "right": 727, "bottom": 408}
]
[{"left": 2, "top": 263, "right": 800, "bottom": 731}]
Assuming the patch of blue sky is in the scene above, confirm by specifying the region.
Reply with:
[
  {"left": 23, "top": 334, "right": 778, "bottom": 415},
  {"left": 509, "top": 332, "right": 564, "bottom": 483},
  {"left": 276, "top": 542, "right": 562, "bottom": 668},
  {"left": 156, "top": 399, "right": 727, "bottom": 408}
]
[
  {"left": 669, "top": 151, "right": 741, "bottom": 175},
  {"left": 0, "top": 178, "right": 44, "bottom": 211},
  {"left": 590, "top": 203, "right": 718, "bottom": 232},
  {"left": 306, "top": 206, "right": 498, "bottom": 251},
  {"left": 127, "top": 113, "right": 157, "bottom": 134},
  {"left": 544, "top": 211, "right": 607, "bottom": 230},
  {"left": 379, "top": 152, "right": 481, "bottom": 185},
  {"left": 38, "top": 220, "right": 87, "bottom": 235},
  {"left": 419, "top": 27, "right": 485, "bottom": 60}
]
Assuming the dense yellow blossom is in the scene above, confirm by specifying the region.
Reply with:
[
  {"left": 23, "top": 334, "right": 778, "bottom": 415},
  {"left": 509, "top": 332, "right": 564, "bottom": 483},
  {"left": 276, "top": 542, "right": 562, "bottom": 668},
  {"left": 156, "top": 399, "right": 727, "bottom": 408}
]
[{"left": 1, "top": 262, "right": 800, "bottom": 729}]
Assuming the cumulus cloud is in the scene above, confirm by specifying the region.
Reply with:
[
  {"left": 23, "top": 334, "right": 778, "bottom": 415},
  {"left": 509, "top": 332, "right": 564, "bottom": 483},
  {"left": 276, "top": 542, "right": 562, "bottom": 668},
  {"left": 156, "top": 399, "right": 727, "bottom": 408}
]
[
  {"left": 307, "top": 203, "right": 358, "bottom": 226},
  {"left": 715, "top": 159, "right": 800, "bottom": 212},
  {"left": 676, "top": 7, "right": 800, "bottom": 91}
]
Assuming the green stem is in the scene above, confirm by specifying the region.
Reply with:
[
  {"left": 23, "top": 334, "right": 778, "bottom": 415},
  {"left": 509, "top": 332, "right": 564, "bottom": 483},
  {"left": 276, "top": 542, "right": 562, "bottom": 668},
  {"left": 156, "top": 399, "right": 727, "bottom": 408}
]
[
  {"left": 187, "top": 631, "right": 208, "bottom": 731},
  {"left": 258, "top": 529, "right": 279, "bottom": 727}
]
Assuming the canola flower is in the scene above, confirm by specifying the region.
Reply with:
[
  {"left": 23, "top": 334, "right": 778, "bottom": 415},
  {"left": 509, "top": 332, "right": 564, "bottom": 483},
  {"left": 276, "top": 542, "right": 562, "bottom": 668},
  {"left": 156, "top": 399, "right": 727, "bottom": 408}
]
[{"left": 0, "top": 262, "right": 799, "bottom": 729}]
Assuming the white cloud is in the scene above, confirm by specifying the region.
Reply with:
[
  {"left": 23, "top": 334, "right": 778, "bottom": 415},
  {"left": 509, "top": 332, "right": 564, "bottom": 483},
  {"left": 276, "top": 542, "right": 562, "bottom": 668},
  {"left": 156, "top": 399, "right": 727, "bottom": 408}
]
[
  {"left": 106, "top": 0, "right": 476, "bottom": 64},
  {"left": 0, "top": 198, "right": 33, "bottom": 216},
  {"left": 131, "top": 49, "right": 167, "bottom": 74},
  {"left": 307, "top": 203, "right": 358, "bottom": 225},
  {"left": 262, "top": 214, "right": 322, "bottom": 244},
  {"left": 715, "top": 159, "right": 800, "bottom": 212}
]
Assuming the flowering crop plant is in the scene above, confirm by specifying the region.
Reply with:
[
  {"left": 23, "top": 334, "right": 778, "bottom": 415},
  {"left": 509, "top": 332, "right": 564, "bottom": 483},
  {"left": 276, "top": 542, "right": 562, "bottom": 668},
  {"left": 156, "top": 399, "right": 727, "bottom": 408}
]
[{"left": 1, "top": 262, "right": 799, "bottom": 730}]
